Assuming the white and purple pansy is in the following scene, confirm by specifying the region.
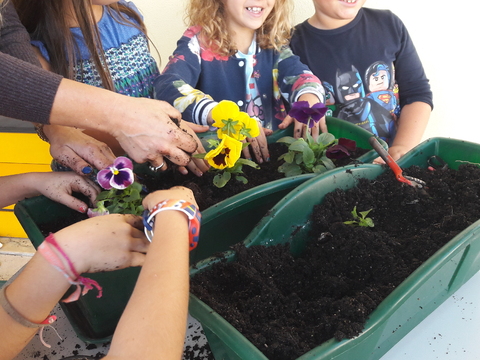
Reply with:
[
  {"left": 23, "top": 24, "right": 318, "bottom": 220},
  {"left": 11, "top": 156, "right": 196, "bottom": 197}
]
[{"left": 97, "top": 156, "right": 134, "bottom": 190}]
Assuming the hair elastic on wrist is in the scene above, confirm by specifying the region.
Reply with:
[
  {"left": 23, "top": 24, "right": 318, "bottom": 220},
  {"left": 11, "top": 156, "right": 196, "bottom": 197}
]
[
  {"left": 0, "top": 282, "right": 58, "bottom": 348},
  {"left": 142, "top": 199, "right": 201, "bottom": 250},
  {"left": 38, "top": 233, "right": 103, "bottom": 303}
]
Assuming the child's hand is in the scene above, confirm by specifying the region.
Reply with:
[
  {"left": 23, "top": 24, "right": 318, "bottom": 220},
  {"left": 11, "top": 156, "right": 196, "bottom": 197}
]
[
  {"left": 242, "top": 125, "right": 272, "bottom": 164},
  {"left": 373, "top": 145, "right": 409, "bottom": 164},
  {"left": 176, "top": 121, "right": 210, "bottom": 176},
  {"left": 53, "top": 214, "right": 148, "bottom": 274},
  {"left": 36, "top": 172, "right": 100, "bottom": 213},
  {"left": 279, "top": 114, "right": 327, "bottom": 141},
  {"left": 143, "top": 186, "right": 198, "bottom": 212}
]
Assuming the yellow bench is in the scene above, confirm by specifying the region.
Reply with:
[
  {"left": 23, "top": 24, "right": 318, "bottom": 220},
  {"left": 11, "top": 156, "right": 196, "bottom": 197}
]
[{"left": 0, "top": 131, "right": 52, "bottom": 238}]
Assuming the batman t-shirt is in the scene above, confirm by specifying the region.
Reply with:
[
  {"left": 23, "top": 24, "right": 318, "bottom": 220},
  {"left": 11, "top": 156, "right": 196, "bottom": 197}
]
[{"left": 290, "top": 8, "right": 433, "bottom": 145}]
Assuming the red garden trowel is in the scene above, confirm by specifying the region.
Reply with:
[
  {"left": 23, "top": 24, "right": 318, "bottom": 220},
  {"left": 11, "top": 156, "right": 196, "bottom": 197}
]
[{"left": 369, "top": 136, "right": 426, "bottom": 188}]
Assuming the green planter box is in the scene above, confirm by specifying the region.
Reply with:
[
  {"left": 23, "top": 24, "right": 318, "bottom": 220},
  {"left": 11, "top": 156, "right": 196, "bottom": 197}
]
[
  {"left": 189, "top": 137, "right": 480, "bottom": 360},
  {"left": 13, "top": 117, "right": 383, "bottom": 343}
]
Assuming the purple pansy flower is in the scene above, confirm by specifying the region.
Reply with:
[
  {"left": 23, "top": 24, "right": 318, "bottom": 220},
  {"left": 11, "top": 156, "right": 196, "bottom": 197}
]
[
  {"left": 97, "top": 156, "right": 134, "bottom": 190},
  {"left": 288, "top": 101, "right": 328, "bottom": 128},
  {"left": 326, "top": 138, "right": 357, "bottom": 159}
]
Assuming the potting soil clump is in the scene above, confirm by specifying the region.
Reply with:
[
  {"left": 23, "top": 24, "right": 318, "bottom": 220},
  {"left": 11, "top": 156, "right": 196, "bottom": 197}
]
[{"left": 190, "top": 163, "right": 480, "bottom": 360}]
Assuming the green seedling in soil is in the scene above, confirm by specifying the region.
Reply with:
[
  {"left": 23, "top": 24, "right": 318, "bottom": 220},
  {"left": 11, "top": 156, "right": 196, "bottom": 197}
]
[{"left": 344, "top": 206, "right": 374, "bottom": 227}]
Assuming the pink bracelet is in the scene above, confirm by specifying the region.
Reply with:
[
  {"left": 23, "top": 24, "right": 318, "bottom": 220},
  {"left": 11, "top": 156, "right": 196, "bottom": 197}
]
[{"left": 38, "top": 233, "right": 102, "bottom": 303}]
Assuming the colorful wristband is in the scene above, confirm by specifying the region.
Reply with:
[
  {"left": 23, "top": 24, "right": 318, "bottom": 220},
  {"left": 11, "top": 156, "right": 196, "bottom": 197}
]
[
  {"left": 142, "top": 199, "right": 201, "bottom": 250},
  {"left": 38, "top": 233, "right": 103, "bottom": 303}
]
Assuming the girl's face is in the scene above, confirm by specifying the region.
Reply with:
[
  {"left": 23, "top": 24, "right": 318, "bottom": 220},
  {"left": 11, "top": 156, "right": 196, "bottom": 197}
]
[
  {"left": 223, "top": 0, "right": 275, "bottom": 36},
  {"left": 311, "top": 0, "right": 366, "bottom": 29}
]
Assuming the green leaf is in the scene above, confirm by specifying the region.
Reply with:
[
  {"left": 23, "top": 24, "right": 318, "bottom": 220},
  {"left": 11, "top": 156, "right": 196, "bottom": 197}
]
[
  {"left": 284, "top": 151, "right": 295, "bottom": 164},
  {"left": 302, "top": 147, "right": 315, "bottom": 166},
  {"left": 312, "top": 164, "right": 327, "bottom": 173},
  {"left": 294, "top": 152, "right": 304, "bottom": 165},
  {"left": 278, "top": 162, "right": 302, "bottom": 177},
  {"left": 237, "top": 158, "right": 260, "bottom": 169},
  {"left": 276, "top": 136, "right": 296, "bottom": 145},
  {"left": 317, "top": 132, "right": 336, "bottom": 146},
  {"left": 213, "top": 171, "right": 231, "bottom": 188},
  {"left": 359, "top": 209, "right": 372, "bottom": 218},
  {"left": 361, "top": 218, "right": 375, "bottom": 228},
  {"left": 289, "top": 139, "right": 310, "bottom": 153},
  {"left": 235, "top": 175, "right": 248, "bottom": 184},
  {"left": 193, "top": 153, "right": 206, "bottom": 159}
]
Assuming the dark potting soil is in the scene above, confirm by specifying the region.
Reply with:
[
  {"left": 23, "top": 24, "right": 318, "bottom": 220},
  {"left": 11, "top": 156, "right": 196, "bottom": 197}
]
[
  {"left": 190, "top": 163, "right": 480, "bottom": 360},
  {"left": 139, "top": 142, "right": 369, "bottom": 211},
  {"left": 37, "top": 143, "right": 368, "bottom": 236}
]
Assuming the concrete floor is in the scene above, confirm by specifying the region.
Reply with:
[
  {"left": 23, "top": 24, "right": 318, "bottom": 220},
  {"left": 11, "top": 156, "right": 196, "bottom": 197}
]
[{"left": 0, "top": 237, "right": 34, "bottom": 281}]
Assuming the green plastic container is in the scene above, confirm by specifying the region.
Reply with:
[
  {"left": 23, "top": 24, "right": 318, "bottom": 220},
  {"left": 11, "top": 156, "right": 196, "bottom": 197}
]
[
  {"left": 13, "top": 117, "right": 383, "bottom": 343},
  {"left": 189, "top": 137, "right": 480, "bottom": 360},
  {"left": 140, "top": 116, "right": 387, "bottom": 264}
]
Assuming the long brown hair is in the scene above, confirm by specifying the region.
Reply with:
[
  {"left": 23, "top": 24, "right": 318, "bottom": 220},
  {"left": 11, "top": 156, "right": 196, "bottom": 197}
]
[
  {"left": 185, "top": 0, "right": 294, "bottom": 57},
  {"left": 12, "top": 0, "right": 150, "bottom": 91}
]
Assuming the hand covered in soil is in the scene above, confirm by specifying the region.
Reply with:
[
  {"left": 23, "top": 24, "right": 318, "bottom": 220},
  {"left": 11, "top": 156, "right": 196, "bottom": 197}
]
[
  {"left": 109, "top": 98, "right": 198, "bottom": 168},
  {"left": 176, "top": 121, "right": 210, "bottom": 176},
  {"left": 44, "top": 124, "right": 117, "bottom": 174},
  {"left": 53, "top": 214, "right": 148, "bottom": 274},
  {"left": 242, "top": 124, "right": 272, "bottom": 164}
]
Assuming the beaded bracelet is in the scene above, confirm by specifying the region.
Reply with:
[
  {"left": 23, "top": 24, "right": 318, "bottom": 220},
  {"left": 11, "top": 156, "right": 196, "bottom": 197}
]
[
  {"left": 34, "top": 123, "right": 49, "bottom": 143},
  {"left": 142, "top": 199, "right": 201, "bottom": 250}
]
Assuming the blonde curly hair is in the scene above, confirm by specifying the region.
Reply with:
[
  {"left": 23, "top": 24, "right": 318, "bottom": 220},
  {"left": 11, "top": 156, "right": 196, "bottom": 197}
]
[{"left": 185, "top": 0, "right": 293, "bottom": 57}]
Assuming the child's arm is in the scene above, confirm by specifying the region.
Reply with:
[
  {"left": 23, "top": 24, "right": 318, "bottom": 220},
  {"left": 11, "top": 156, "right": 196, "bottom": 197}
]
[
  {"left": 275, "top": 47, "right": 326, "bottom": 140},
  {"left": 103, "top": 186, "right": 196, "bottom": 360},
  {"left": 0, "top": 214, "right": 148, "bottom": 360},
  {"left": 382, "top": 101, "right": 431, "bottom": 162},
  {"left": 154, "top": 28, "right": 216, "bottom": 126},
  {"left": 0, "top": 172, "right": 99, "bottom": 212}
]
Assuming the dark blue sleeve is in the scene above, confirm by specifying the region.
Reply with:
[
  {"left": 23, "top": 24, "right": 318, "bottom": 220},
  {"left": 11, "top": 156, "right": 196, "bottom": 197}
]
[{"left": 389, "top": 13, "right": 433, "bottom": 109}]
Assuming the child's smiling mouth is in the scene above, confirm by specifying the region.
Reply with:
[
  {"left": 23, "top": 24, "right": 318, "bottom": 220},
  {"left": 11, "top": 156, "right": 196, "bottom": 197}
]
[{"left": 246, "top": 7, "right": 263, "bottom": 14}]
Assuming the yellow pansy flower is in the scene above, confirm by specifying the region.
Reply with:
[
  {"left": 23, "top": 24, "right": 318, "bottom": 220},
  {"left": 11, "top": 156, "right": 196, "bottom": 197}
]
[
  {"left": 204, "top": 135, "right": 242, "bottom": 170},
  {"left": 212, "top": 100, "right": 259, "bottom": 141}
]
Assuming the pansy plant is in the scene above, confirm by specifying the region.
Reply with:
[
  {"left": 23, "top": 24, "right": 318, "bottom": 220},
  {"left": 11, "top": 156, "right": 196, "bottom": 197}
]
[
  {"left": 277, "top": 101, "right": 356, "bottom": 177},
  {"left": 195, "top": 100, "right": 260, "bottom": 188},
  {"left": 88, "top": 156, "right": 145, "bottom": 217}
]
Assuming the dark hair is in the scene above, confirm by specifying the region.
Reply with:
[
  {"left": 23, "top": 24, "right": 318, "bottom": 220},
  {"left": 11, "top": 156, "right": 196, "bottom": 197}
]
[{"left": 12, "top": 0, "right": 151, "bottom": 91}]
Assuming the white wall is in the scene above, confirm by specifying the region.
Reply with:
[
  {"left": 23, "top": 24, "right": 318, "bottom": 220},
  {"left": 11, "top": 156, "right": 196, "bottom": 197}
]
[{"left": 133, "top": 0, "right": 479, "bottom": 144}]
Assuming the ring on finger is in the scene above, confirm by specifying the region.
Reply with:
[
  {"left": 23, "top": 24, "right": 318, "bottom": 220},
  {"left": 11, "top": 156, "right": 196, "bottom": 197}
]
[{"left": 149, "top": 162, "right": 165, "bottom": 172}]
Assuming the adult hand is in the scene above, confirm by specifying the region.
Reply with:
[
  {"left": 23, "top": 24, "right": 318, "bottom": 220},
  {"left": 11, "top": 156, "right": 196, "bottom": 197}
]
[
  {"left": 242, "top": 125, "right": 272, "bottom": 164},
  {"left": 176, "top": 121, "right": 210, "bottom": 176},
  {"left": 35, "top": 172, "right": 100, "bottom": 213},
  {"left": 53, "top": 214, "right": 148, "bottom": 274},
  {"left": 143, "top": 186, "right": 198, "bottom": 212},
  {"left": 43, "top": 125, "right": 116, "bottom": 174},
  {"left": 109, "top": 98, "right": 198, "bottom": 169}
]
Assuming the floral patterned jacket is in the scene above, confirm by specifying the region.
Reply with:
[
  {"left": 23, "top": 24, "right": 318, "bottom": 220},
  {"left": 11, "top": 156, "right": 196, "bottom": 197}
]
[{"left": 154, "top": 26, "right": 325, "bottom": 130}]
